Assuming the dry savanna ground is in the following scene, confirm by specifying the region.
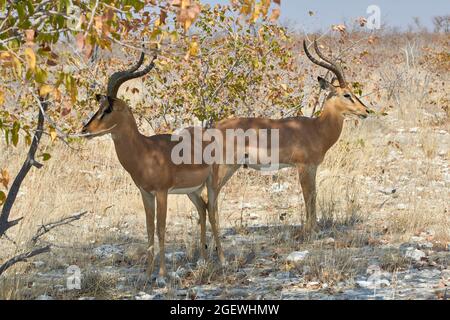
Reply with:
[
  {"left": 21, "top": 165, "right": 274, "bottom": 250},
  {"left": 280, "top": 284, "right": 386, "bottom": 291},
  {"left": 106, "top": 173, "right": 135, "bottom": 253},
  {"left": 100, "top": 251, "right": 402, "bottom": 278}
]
[{"left": 0, "top": 34, "right": 449, "bottom": 300}]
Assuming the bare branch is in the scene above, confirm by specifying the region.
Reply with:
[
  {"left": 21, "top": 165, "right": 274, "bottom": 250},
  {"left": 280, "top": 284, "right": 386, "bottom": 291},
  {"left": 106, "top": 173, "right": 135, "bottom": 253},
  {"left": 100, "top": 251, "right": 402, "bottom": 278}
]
[
  {"left": 31, "top": 211, "right": 89, "bottom": 244},
  {"left": 0, "top": 246, "right": 51, "bottom": 275},
  {"left": 0, "top": 95, "right": 48, "bottom": 237}
]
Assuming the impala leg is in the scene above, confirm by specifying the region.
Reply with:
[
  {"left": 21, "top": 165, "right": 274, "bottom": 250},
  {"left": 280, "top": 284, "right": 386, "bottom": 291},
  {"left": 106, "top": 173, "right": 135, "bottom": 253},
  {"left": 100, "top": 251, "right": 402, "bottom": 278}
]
[
  {"left": 206, "top": 174, "right": 225, "bottom": 264},
  {"left": 297, "top": 164, "right": 318, "bottom": 234},
  {"left": 206, "top": 164, "right": 240, "bottom": 265},
  {"left": 212, "top": 164, "right": 241, "bottom": 225},
  {"left": 187, "top": 190, "right": 208, "bottom": 261},
  {"left": 155, "top": 190, "right": 168, "bottom": 277},
  {"left": 140, "top": 189, "right": 156, "bottom": 277}
]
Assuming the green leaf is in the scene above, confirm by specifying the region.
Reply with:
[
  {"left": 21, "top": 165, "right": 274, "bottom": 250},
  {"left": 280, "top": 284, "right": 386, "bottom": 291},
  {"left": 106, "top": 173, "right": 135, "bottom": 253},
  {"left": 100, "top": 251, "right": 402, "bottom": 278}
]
[
  {"left": 35, "top": 68, "right": 48, "bottom": 84},
  {"left": 16, "top": 2, "right": 26, "bottom": 23},
  {"left": 42, "top": 153, "right": 51, "bottom": 161},
  {"left": 25, "top": 134, "right": 32, "bottom": 146},
  {"left": 0, "top": 190, "right": 6, "bottom": 206},
  {"left": 11, "top": 121, "right": 20, "bottom": 147}
]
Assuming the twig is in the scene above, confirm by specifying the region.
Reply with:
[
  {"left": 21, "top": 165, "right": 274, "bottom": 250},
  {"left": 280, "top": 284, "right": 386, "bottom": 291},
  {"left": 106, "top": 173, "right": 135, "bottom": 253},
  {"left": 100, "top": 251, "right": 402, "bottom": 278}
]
[
  {"left": 84, "top": 0, "right": 99, "bottom": 38},
  {"left": 31, "top": 211, "right": 89, "bottom": 244}
]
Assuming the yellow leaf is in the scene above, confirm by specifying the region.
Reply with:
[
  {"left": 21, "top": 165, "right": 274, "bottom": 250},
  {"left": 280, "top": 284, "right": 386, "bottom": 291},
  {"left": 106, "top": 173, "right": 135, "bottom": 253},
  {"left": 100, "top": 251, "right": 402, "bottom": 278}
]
[
  {"left": 39, "top": 84, "right": 54, "bottom": 97},
  {"left": 24, "top": 47, "right": 36, "bottom": 71},
  {"left": 0, "top": 90, "right": 4, "bottom": 105},
  {"left": 1, "top": 168, "right": 9, "bottom": 189},
  {"left": 49, "top": 127, "right": 57, "bottom": 142},
  {"left": 13, "top": 56, "right": 22, "bottom": 75},
  {"left": 188, "top": 40, "right": 199, "bottom": 56}
]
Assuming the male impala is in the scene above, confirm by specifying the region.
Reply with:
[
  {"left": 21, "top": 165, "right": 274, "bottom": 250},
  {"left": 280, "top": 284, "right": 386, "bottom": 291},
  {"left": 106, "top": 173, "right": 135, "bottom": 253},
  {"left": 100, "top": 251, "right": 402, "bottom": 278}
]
[
  {"left": 80, "top": 51, "right": 220, "bottom": 279},
  {"left": 205, "top": 39, "right": 369, "bottom": 261}
]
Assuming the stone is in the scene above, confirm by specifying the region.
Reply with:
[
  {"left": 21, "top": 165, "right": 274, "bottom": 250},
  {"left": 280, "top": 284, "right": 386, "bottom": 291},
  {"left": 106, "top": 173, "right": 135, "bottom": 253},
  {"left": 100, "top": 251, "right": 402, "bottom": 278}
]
[
  {"left": 165, "top": 251, "right": 186, "bottom": 263},
  {"left": 33, "top": 261, "right": 45, "bottom": 268},
  {"left": 135, "top": 292, "right": 156, "bottom": 300},
  {"left": 286, "top": 251, "right": 309, "bottom": 263},
  {"left": 405, "top": 248, "right": 426, "bottom": 261},
  {"left": 93, "top": 244, "right": 123, "bottom": 259},
  {"left": 418, "top": 242, "right": 433, "bottom": 250},
  {"left": 36, "top": 294, "right": 54, "bottom": 300}
]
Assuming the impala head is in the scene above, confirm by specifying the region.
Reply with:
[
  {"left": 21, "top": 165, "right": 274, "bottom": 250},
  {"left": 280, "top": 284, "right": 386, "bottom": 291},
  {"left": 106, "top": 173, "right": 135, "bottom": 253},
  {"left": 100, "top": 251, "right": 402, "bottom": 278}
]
[
  {"left": 303, "top": 39, "right": 369, "bottom": 119},
  {"left": 81, "top": 52, "right": 157, "bottom": 138}
]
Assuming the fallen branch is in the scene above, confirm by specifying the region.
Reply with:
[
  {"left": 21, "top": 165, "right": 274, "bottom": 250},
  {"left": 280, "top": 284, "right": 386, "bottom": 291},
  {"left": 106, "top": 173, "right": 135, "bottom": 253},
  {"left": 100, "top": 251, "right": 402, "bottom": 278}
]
[
  {"left": 0, "top": 245, "right": 51, "bottom": 276},
  {"left": 31, "top": 211, "right": 88, "bottom": 244}
]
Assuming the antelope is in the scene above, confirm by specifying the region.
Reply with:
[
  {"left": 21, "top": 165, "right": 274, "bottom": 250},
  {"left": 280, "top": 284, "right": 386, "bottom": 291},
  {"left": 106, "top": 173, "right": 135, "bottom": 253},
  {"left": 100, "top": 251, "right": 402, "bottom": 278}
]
[
  {"left": 205, "top": 39, "right": 370, "bottom": 261},
  {"left": 80, "top": 51, "right": 223, "bottom": 279}
]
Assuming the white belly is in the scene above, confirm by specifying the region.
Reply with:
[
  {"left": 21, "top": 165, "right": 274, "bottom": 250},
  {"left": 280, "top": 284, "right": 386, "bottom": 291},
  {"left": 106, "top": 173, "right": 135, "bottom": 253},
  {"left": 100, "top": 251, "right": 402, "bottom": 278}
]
[
  {"left": 168, "top": 184, "right": 203, "bottom": 195},
  {"left": 246, "top": 163, "right": 294, "bottom": 171}
]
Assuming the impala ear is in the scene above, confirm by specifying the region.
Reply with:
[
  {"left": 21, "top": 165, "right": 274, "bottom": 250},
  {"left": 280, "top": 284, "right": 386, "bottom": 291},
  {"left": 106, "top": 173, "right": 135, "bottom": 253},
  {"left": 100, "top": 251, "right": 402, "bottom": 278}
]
[
  {"left": 330, "top": 77, "right": 340, "bottom": 87},
  {"left": 318, "top": 76, "right": 335, "bottom": 92}
]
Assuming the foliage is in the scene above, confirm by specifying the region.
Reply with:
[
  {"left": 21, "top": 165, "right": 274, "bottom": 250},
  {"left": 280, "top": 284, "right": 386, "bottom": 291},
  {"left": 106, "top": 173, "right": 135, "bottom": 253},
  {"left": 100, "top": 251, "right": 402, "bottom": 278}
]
[
  {"left": 0, "top": 0, "right": 283, "bottom": 205},
  {"left": 138, "top": 4, "right": 303, "bottom": 131}
]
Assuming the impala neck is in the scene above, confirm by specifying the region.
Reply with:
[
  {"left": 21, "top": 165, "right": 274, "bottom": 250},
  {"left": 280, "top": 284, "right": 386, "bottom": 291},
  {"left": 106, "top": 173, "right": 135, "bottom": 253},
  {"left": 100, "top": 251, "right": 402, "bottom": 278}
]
[
  {"left": 110, "top": 111, "right": 143, "bottom": 170},
  {"left": 316, "top": 99, "right": 344, "bottom": 151}
]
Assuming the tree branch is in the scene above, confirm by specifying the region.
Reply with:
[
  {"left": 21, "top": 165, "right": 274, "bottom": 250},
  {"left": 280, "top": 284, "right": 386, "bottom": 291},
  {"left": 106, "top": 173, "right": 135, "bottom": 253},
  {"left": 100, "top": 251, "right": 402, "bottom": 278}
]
[
  {"left": 31, "top": 210, "right": 88, "bottom": 244},
  {"left": 0, "top": 245, "right": 51, "bottom": 275},
  {"left": 0, "top": 95, "right": 48, "bottom": 237}
]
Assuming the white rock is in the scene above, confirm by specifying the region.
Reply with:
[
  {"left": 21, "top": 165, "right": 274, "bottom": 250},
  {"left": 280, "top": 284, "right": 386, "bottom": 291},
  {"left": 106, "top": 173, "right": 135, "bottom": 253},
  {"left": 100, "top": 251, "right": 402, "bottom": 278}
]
[
  {"left": 165, "top": 251, "right": 186, "bottom": 262},
  {"left": 418, "top": 242, "right": 433, "bottom": 250},
  {"left": 286, "top": 251, "right": 309, "bottom": 263},
  {"left": 397, "top": 203, "right": 407, "bottom": 210},
  {"left": 36, "top": 294, "right": 54, "bottom": 300},
  {"left": 93, "top": 244, "right": 123, "bottom": 259},
  {"left": 356, "top": 279, "right": 390, "bottom": 289},
  {"left": 33, "top": 261, "right": 45, "bottom": 268},
  {"left": 135, "top": 292, "right": 155, "bottom": 300},
  {"left": 405, "top": 248, "right": 426, "bottom": 261},
  {"left": 409, "top": 127, "right": 419, "bottom": 133},
  {"left": 410, "top": 236, "right": 424, "bottom": 243}
]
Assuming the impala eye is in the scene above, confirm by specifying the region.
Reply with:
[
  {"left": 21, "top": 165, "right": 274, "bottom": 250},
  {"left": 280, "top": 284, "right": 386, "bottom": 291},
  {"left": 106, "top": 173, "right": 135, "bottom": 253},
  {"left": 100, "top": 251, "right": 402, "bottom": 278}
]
[{"left": 344, "top": 93, "right": 352, "bottom": 99}]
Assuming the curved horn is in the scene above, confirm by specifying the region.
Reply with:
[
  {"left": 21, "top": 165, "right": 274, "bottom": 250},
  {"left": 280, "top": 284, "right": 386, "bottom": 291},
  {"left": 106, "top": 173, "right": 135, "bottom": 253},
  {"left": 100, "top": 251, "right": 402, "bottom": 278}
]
[
  {"left": 303, "top": 39, "right": 347, "bottom": 88},
  {"left": 313, "top": 39, "right": 346, "bottom": 87},
  {"left": 107, "top": 52, "right": 157, "bottom": 98}
]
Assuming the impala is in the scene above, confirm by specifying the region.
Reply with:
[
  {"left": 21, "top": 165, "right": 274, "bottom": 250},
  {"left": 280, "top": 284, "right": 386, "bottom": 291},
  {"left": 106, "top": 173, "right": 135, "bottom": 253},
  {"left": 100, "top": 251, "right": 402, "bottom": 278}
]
[
  {"left": 80, "top": 51, "right": 222, "bottom": 278},
  {"left": 205, "top": 39, "right": 370, "bottom": 261}
]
